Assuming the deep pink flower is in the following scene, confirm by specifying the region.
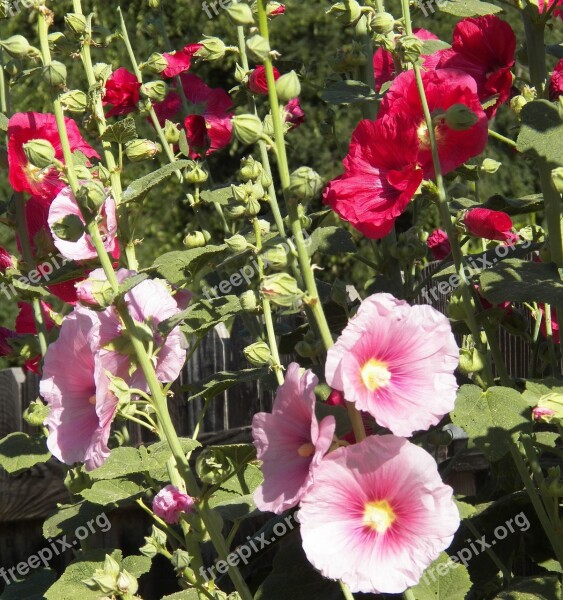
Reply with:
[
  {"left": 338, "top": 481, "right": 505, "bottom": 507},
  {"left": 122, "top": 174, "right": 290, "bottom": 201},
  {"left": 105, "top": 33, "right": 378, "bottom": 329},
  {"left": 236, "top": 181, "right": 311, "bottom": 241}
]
[
  {"left": 538, "top": 0, "right": 563, "bottom": 19},
  {"left": 0, "top": 247, "right": 14, "bottom": 272},
  {"left": 549, "top": 59, "right": 563, "bottom": 100},
  {"left": 103, "top": 68, "right": 141, "bottom": 117},
  {"left": 532, "top": 406, "right": 557, "bottom": 422},
  {"left": 464, "top": 207, "right": 513, "bottom": 241},
  {"left": 252, "top": 363, "right": 336, "bottom": 514},
  {"left": 437, "top": 16, "right": 516, "bottom": 117},
  {"left": 47, "top": 185, "right": 119, "bottom": 261},
  {"left": 283, "top": 98, "right": 306, "bottom": 129},
  {"left": 268, "top": 3, "right": 285, "bottom": 16},
  {"left": 539, "top": 305, "right": 560, "bottom": 345},
  {"left": 162, "top": 45, "right": 202, "bottom": 78},
  {"left": 7, "top": 113, "right": 99, "bottom": 201},
  {"left": 427, "top": 229, "right": 451, "bottom": 260},
  {"left": 153, "top": 485, "right": 196, "bottom": 524},
  {"left": 379, "top": 69, "right": 488, "bottom": 179},
  {"left": 326, "top": 293, "right": 459, "bottom": 437},
  {"left": 153, "top": 73, "right": 233, "bottom": 158},
  {"left": 323, "top": 115, "right": 423, "bottom": 239},
  {"left": 299, "top": 435, "right": 460, "bottom": 594},
  {"left": 248, "top": 65, "right": 280, "bottom": 95}
]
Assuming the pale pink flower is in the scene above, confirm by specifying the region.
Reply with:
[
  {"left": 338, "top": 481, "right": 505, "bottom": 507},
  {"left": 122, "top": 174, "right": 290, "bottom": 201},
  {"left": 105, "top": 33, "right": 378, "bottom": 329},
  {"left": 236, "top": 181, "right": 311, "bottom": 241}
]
[
  {"left": 47, "top": 185, "right": 119, "bottom": 261},
  {"left": 326, "top": 293, "right": 459, "bottom": 437},
  {"left": 153, "top": 485, "right": 196, "bottom": 524},
  {"left": 299, "top": 435, "right": 460, "bottom": 594},
  {"left": 252, "top": 363, "right": 336, "bottom": 514}
]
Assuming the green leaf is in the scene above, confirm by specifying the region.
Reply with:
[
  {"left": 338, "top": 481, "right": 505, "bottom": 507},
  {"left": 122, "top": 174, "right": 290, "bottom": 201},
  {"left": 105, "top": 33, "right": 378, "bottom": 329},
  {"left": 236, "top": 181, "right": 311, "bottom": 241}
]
[
  {"left": 0, "top": 112, "right": 8, "bottom": 132},
  {"left": 493, "top": 575, "right": 562, "bottom": 599},
  {"left": 321, "top": 80, "right": 377, "bottom": 105},
  {"left": 80, "top": 479, "right": 146, "bottom": 505},
  {"left": 517, "top": 100, "right": 563, "bottom": 166},
  {"left": 481, "top": 193, "right": 544, "bottom": 215},
  {"left": 479, "top": 259, "right": 563, "bottom": 307},
  {"left": 121, "top": 554, "right": 152, "bottom": 578},
  {"left": 200, "top": 185, "right": 233, "bottom": 206},
  {"left": 408, "top": 552, "right": 472, "bottom": 600},
  {"left": 0, "top": 432, "right": 51, "bottom": 475},
  {"left": 421, "top": 40, "right": 451, "bottom": 54},
  {"left": 149, "top": 244, "right": 228, "bottom": 284},
  {"left": 178, "top": 129, "right": 190, "bottom": 159},
  {"left": 100, "top": 116, "right": 137, "bottom": 144},
  {"left": 116, "top": 273, "right": 150, "bottom": 298},
  {"left": 122, "top": 160, "right": 192, "bottom": 203},
  {"left": 0, "top": 568, "right": 57, "bottom": 600},
  {"left": 88, "top": 446, "right": 155, "bottom": 481},
  {"left": 307, "top": 226, "right": 356, "bottom": 256},
  {"left": 146, "top": 439, "right": 201, "bottom": 482},
  {"left": 455, "top": 499, "right": 477, "bottom": 520},
  {"left": 187, "top": 367, "right": 270, "bottom": 401},
  {"left": 162, "top": 591, "right": 200, "bottom": 600},
  {"left": 43, "top": 502, "right": 109, "bottom": 538},
  {"left": 521, "top": 378, "right": 563, "bottom": 407},
  {"left": 451, "top": 385, "right": 532, "bottom": 461},
  {"left": 438, "top": 0, "right": 502, "bottom": 16}
]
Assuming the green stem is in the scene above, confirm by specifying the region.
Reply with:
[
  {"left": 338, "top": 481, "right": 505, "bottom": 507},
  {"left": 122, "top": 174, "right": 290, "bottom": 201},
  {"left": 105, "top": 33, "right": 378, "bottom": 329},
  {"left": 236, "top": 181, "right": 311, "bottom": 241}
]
[
  {"left": 488, "top": 129, "right": 517, "bottom": 148},
  {"left": 0, "top": 45, "right": 8, "bottom": 114},
  {"left": 402, "top": 590, "right": 416, "bottom": 600},
  {"left": 339, "top": 580, "right": 355, "bottom": 600}
]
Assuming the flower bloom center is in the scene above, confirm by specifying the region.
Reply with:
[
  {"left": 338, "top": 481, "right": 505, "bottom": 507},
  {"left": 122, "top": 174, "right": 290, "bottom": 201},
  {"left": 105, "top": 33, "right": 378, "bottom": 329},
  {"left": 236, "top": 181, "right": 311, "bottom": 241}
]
[
  {"left": 361, "top": 359, "right": 391, "bottom": 391},
  {"left": 297, "top": 442, "right": 315, "bottom": 458},
  {"left": 363, "top": 499, "right": 396, "bottom": 533},
  {"left": 88, "top": 395, "right": 96, "bottom": 405}
]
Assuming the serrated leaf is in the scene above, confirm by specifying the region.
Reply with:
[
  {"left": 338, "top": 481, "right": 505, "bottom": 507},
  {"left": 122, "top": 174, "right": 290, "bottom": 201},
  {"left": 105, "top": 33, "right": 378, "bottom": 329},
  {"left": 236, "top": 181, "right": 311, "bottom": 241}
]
[
  {"left": 521, "top": 378, "right": 563, "bottom": 407},
  {"left": 307, "top": 226, "right": 356, "bottom": 256},
  {"left": 451, "top": 385, "right": 531, "bottom": 461},
  {"left": 455, "top": 499, "right": 477, "bottom": 520},
  {"left": 438, "top": 0, "right": 502, "bottom": 16},
  {"left": 321, "top": 80, "right": 377, "bottom": 105},
  {"left": 100, "top": 116, "right": 137, "bottom": 144},
  {"left": 408, "top": 552, "right": 472, "bottom": 600},
  {"left": 187, "top": 367, "right": 270, "bottom": 401},
  {"left": 493, "top": 575, "right": 561, "bottom": 599},
  {"left": 88, "top": 446, "right": 155, "bottom": 480},
  {"left": 0, "top": 432, "right": 51, "bottom": 475},
  {"left": 200, "top": 185, "right": 233, "bottom": 206},
  {"left": 0, "top": 112, "right": 9, "bottom": 132},
  {"left": 116, "top": 273, "right": 150, "bottom": 298},
  {"left": 166, "top": 295, "right": 242, "bottom": 337},
  {"left": 0, "top": 569, "right": 57, "bottom": 600},
  {"left": 162, "top": 591, "right": 200, "bottom": 600},
  {"left": 121, "top": 554, "right": 152, "bottom": 578},
  {"left": 80, "top": 479, "right": 146, "bottom": 505},
  {"left": 43, "top": 501, "right": 107, "bottom": 539},
  {"left": 122, "top": 160, "right": 192, "bottom": 203},
  {"left": 149, "top": 244, "right": 228, "bottom": 284},
  {"left": 517, "top": 100, "right": 563, "bottom": 166}
]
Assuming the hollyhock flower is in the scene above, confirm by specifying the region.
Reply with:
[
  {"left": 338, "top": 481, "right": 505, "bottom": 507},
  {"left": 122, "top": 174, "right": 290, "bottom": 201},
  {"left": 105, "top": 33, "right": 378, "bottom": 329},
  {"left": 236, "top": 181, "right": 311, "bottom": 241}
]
[
  {"left": 539, "top": 305, "right": 560, "bottom": 344},
  {"left": 299, "top": 435, "right": 460, "bottom": 594},
  {"left": 268, "top": 3, "right": 285, "bottom": 16},
  {"left": 464, "top": 208, "right": 513, "bottom": 241},
  {"left": 40, "top": 307, "right": 118, "bottom": 471},
  {"left": 252, "top": 363, "right": 336, "bottom": 514},
  {"left": 532, "top": 406, "right": 557, "bottom": 422},
  {"left": 0, "top": 247, "right": 14, "bottom": 272},
  {"left": 427, "top": 229, "right": 451, "bottom": 260},
  {"left": 248, "top": 65, "right": 280, "bottom": 94},
  {"left": 103, "top": 68, "right": 141, "bottom": 117},
  {"left": 153, "top": 73, "right": 233, "bottom": 158},
  {"left": 153, "top": 485, "right": 196, "bottom": 524},
  {"left": 47, "top": 185, "right": 119, "bottom": 261},
  {"left": 326, "top": 293, "right": 459, "bottom": 437},
  {"left": 162, "top": 45, "right": 202, "bottom": 78},
  {"left": 283, "top": 98, "right": 306, "bottom": 128},
  {"left": 379, "top": 69, "right": 488, "bottom": 179},
  {"left": 437, "top": 16, "right": 516, "bottom": 117},
  {"left": 538, "top": 0, "right": 563, "bottom": 19},
  {"left": 8, "top": 113, "right": 99, "bottom": 201},
  {"left": 323, "top": 116, "right": 423, "bottom": 239},
  {"left": 549, "top": 59, "right": 563, "bottom": 100}
]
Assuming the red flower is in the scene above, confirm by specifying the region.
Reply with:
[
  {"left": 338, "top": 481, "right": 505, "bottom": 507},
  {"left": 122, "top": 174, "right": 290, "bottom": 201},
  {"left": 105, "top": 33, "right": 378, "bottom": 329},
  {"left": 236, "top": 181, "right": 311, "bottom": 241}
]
[
  {"left": 539, "top": 305, "right": 560, "bottom": 344},
  {"left": 103, "top": 68, "right": 141, "bottom": 117},
  {"left": 153, "top": 73, "right": 233, "bottom": 158},
  {"left": 549, "top": 59, "right": 563, "bottom": 100},
  {"left": 268, "top": 3, "right": 286, "bottom": 16},
  {"left": 323, "top": 116, "right": 423, "bottom": 239},
  {"left": 248, "top": 65, "right": 280, "bottom": 94},
  {"left": 0, "top": 247, "right": 14, "bottom": 272},
  {"left": 8, "top": 113, "right": 99, "bottom": 201},
  {"left": 379, "top": 69, "right": 488, "bottom": 179},
  {"left": 538, "top": 0, "right": 563, "bottom": 19},
  {"left": 326, "top": 389, "right": 346, "bottom": 407},
  {"left": 427, "top": 229, "right": 451, "bottom": 260},
  {"left": 162, "top": 44, "right": 202, "bottom": 78},
  {"left": 464, "top": 208, "right": 513, "bottom": 241},
  {"left": 437, "top": 16, "right": 516, "bottom": 118},
  {"left": 284, "top": 98, "right": 306, "bottom": 128}
]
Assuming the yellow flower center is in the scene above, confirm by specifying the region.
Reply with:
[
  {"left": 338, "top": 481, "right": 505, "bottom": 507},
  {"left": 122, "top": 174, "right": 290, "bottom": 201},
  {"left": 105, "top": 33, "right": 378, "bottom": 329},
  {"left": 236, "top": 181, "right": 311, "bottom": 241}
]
[
  {"left": 363, "top": 499, "right": 396, "bottom": 533},
  {"left": 297, "top": 442, "right": 315, "bottom": 458},
  {"left": 360, "top": 359, "right": 391, "bottom": 391}
]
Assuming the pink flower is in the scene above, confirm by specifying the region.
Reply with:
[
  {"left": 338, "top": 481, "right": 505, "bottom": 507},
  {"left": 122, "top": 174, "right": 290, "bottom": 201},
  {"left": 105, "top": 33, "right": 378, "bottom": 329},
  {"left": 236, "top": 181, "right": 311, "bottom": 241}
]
[
  {"left": 153, "top": 485, "right": 196, "bottom": 524},
  {"left": 550, "top": 59, "right": 563, "bottom": 100},
  {"left": 427, "top": 229, "right": 451, "bottom": 260},
  {"left": 464, "top": 207, "right": 513, "bottom": 241},
  {"left": 252, "top": 363, "right": 336, "bottom": 514},
  {"left": 248, "top": 65, "right": 280, "bottom": 94},
  {"left": 323, "top": 115, "right": 423, "bottom": 239},
  {"left": 283, "top": 98, "right": 306, "bottom": 129},
  {"left": 162, "top": 45, "right": 202, "bottom": 78},
  {"left": 0, "top": 247, "right": 14, "bottom": 272},
  {"left": 299, "top": 435, "right": 460, "bottom": 594},
  {"left": 8, "top": 113, "right": 99, "bottom": 201},
  {"left": 379, "top": 69, "right": 488, "bottom": 179},
  {"left": 47, "top": 185, "right": 119, "bottom": 261},
  {"left": 532, "top": 406, "right": 556, "bottom": 422},
  {"left": 538, "top": 0, "right": 563, "bottom": 19},
  {"left": 539, "top": 304, "right": 560, "bottom": 345},
  {"left": 103, "top": 68, "right": 141, "bottom": 117},
  {"left": 326, "top": 293, "right": 459, "bottom": 437}
]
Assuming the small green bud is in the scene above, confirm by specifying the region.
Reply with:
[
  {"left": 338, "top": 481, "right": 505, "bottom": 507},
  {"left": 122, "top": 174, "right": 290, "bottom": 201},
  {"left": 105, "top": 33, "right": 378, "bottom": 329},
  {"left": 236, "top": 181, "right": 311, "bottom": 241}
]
[
  {"left": 23, "top": 139, "right": 56, "bottom": 169},
  {"left": 184, "top": 161, "right": 208, "bottom": 184},
  {"left": 196, "top": 448, "right": 234, "bottom": 485},
  {"left": 262, "top": 244, "right": 289, "bottom": 270},
  {"left": 260, "top": 273, "right": 302, "bottom": 307},
  {"left": 116, "top": 570, "right": 138, "bottom": 595},
  {"left": 164, "top": 120, "right": 181, "bottom": 144},
  {"left": 64, "top": 13, "right": 87, "bottom": 37},
  {"left": 235, "top": 63, "right": 247, "bottom": 84},
  {"left": 246, "top": 197, "right": 261, "bottom": 217},
  {"left": 445, "top": 104, "right": 479, "bottom": 131},
  {"left": 260, "top": 170, "right": 273, "bottom": 189},
  {"left": 183, "top": 231, "right": 207, "bottom": 248},
  {"left": 289, "top": 166, "right": 323, "bottom": 201},
  {"left": 0, "top": 35, "right": 31, "bottom": 59},
  {"left": 93, "top": 62, "right": 112, "bottom": 83},
  {"left": 140, "top": 80, "right": 168, "bottom": 102},
  {"left": 84, "top": 572, "right": 117, "bottom": 595},
  {"left": 60, "top": 89, "right": 88, "bottom": 113},
  {"left": 458, "top": 347, "right": 485, "bottom": 375},
  {"left": 397, "top": 34, "right": 423, "bottom": 63},
  {"left": 225, "top": 234, "right": 249, "bottom": 253},
  {"left": 275, "top": 71, "right": 301, "bottom": 102},
  {"left": 125, "top": 139, "right": 160, "bottom": 162},
  {"left": 227, "top": 3, "right": 255, "bottom": 25},
  {"left": 42, "top": 61, "right": 67, "bottom": 88},
  {"left": 143, "top": 52, "right": 168, "bottom": 74},
  {"left": 240, "top": 156, "right": 263, "bottom": 181},
  {"left": 96, "top": 165, "right": 111, "bottom": 185},
  {"left": 481, "top": 158, "right": 502, "bottom": 174},
  {"left": 196, "top": 37, "right": 227, "bottom": 61},
  {"left": 76, "top": 180, "right": 107, "bottom": 214},
  {"left": 51, "top": 214, "right": 86, "bottom": 242},
  {"left": 246, "top": 34, "right": 271, "bottom": 62},
  {"left": 171, "top": 550, "right": 193, "bottom": 572},
  {"left": 551, "top": 167, "right": 563, "bottom": 194},
  {"left": 240, "top": 290, "right": 259, "bottom": 312},
  {"left": 224, "top": 203, "right": 246, "bottom": 220},
  {"left": 326, "top": 1, "right": 362, "bottom": 24},
  {"left": 295, "top": 340, "right": 317, "bottom": 358},
  {"left": 509, "top": 95, "right": 527, "bottom": 116},
  {"left": 23, "top": 399, "right": 50, "bottom": 427},
  {"left": 244, "top": 341, "right": 272, "bottom": 366},
  {"left": 371, "top": 11, "right": 395, "bottom": 34},
  {"left": 232, "top": 114, "right": 264, "bottom": 145}
]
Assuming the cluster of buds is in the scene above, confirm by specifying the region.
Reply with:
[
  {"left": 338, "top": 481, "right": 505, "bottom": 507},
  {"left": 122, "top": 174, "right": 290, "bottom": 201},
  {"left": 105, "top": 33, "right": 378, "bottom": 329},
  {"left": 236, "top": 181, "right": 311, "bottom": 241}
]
[
  {"left": 295, "top": 327, "right": 325, "bottom": 359},
  {"left": 83, "top": 554, "right": 140, "bottom": 600},
  {"left": 225, "top": 156, "right": 271, "bottom": 220}
]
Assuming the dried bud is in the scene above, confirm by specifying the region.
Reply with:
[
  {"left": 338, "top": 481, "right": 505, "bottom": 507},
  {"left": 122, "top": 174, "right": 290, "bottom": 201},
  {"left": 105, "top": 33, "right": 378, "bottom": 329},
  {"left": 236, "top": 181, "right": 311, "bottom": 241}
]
[
  {"left": 164, "top": 120, "right": 181, "bottom": 144},
  {"left": 445, "top": 104, "right": 479, "bottom": 131},
  {"left": 42, "top": 61, "right": 67, "bottom": 88},
  {"left": 125, "top": 139, "right": 160, "bottom": 162},
  {"left": 227, "top": 3, "right": 255, "bottom": 26},
  {"left": 183, "top": 231, "right": 207, "bottom": 248},
  {"left": 275, "top": 71, "right": 301, "bottom": 102},
  {"left": 143, "top": 52, "right": 168, "bottom": 74},
  {"left": 246, "top": 34, "right": 271, "bottom": 63},
  {"left": 481, "top": 158, "right": 502, "bottom": 174},
  {"left": 140, "top": 80, "right": 168, "bottom": 102},
  {"left": 326, "top": 1, "right": 362, "bottom": 24},
  {"left": 196, "top": 37, "right": 227, "bottom": 61},
  {"left": 23, "top": 139, "right": 56, "bottom": 169},
  {"left": 60, "top": 89, "right": 88, "bottom": 113},
  {"left": 0, "top": 35, "right": 31, "bottom": 59},
  {"left": 371, "top": 12, "right": 395, "bottom": 34},
  {"left": 232, "top": 114, "right": 264, "bottom": 145},
  {"left": 64, "top": 13, "right": 87, "bottom": 37},
  {"left": 244, "top": 341, "right": 272, "bottom": 366},
  {"left": 289, "top": 166, "right": 323, "bottom": 201}
]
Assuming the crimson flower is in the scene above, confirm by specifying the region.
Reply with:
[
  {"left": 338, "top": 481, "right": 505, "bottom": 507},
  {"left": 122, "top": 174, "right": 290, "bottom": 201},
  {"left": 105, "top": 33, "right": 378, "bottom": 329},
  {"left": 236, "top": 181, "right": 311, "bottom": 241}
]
[
  {"left": 0, "top": 247, "right": 14, "bottom": 272},
  {"left": 103, "top": 68, "right": 141, "bottom": 117},
  {"left": 269, "top": 3, "right": 285, "bottom": 16},
  {"left": 437, "top": 16, "right": 516, "bottom": 117},
  {"left": 284, "top": 98, "right": 306, "bottom": 129},
  {"left": 162, "top": 44, "right": 202, "bottom": 78},
  {"left": 539, "top": 305, "right": 560, "bottom": 344},
  {"left": 538, "top": 0, "right": 563, "bottom": 19},
  {"left": 427, "top": 229, "right": 451, "bottom": 260},
  {"left": 550, "top": 59, "right": 563, "bottom": 100},
  {"left": 464, "top": 208, "right": 513, "bottom": 241},
  {"left": 323, "top": 116, "right": 423, "bottom": 239},
  {"left": 379, "top": 69, "right": 488, "bottom": 179},
  {"left": 8, "top": 113, "right": 99, "bottom": 201},
  {"left": 248, "top": 65, "right": 280, "bottom": 94}
]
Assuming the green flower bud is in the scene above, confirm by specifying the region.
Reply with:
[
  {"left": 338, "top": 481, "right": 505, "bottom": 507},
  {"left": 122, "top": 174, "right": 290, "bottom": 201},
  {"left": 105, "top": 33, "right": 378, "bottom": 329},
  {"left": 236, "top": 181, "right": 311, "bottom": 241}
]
[
  {"left": 257, "top": 219, "right": 271, "bottom": 235},
  {"left": 295, "top": 340, "right": 317, "bottom": 358},
  {"left": 240, "top": 156, "right": 263, "bottom": 182},
  {"left": 0, "top": 35, "right": 31, "bottom": 59},
  {"left": 481, "top": 158, "right": 502, "bottom": 174},
  {"left": 289, "top": 166, "right": 323, "bottom": 201},
  {"left": 227, "top": 3, "right": 255, "bottom": 26},
  {"left": 171, "top": 550, "right": 193, "bottom": 572},
  {"left": 60, "top": 89, "right": 88, "bottom": 113},
  {"left": 183, "top": 231, "right": 207, "bottom": 248},
  {"left": 445, "top": 104, "right": 479, "bottom": 131},
  {"left": 76, "top": 180, "right": 107, "bottom": 214},
  {"left": 244, "top": 341, "right": 272, "bottom": 366},
  {"left": 232, "top": 114, "right": 264, "bottom": 145},
  {"left": 84, "top": 572, "right": 117, "bottom": 595},
  {"left": 51, "top": 214, "right": 86, "bottom": 242},
  {"left": 140, "top": 526, "right": 167, "bottom": 559},
  {"left": 140, "top": 80, "right": 168, "bottom": 102},
  {"left": 96, "top": 164, "right": 111, "bottom": 185},
  {"left": 225, "top": 234, "right": 249, "bottom": 253},
  {"left": 23, "top": 399, "right": 50, "bottom": 427},
  {"left": 246, "top": 197, "right": 261, "bottom": 217},
  {"left": 397, "top": 34, "right": 423, "bottom": 63},
  {"left": 196, "top": 448, "right": 234, "bottom": 485},
  {"left": 93, "top": 62, "right": 112, "bottom": 83},
  {"left": 164, "top": 120, "right": 181, "bottom": 144},
  {"left": 42, "top": 61, "right": 67, "bottom": 88},
  {"left": 509, "top": 95, "right": 527, "bottom": 116},
  {"left": 184, "top": 161, "right": 208, "bottom": 184},
  {"left": 371, "top": 11, "right": 395, "bottom": 34},
  {"left": 326, "top": 1, "right": 362, "bottom": 24},
  {"left": 260, "top": 170, "right": 273, "bottom": 189},
  {"left": 235, "top": 63, "right": 247, "bottom": 84},
  {"left": 458, "top": 347, "right": 485, "bottom": 375},
  {"left": 260, "top": 273, "right": 302, "bottom": 307},
  {"left": 23, "top": 139, "right": 56, "bottom": 169},
  {"left": 240, "top": 290, "right": 259, "bottom": 312},
  {"left": 251, "top": 181, "right": 266, "bottom": 200},
  {"left": 4, "top": 58, "right": 22, "bottom": 78},
  {"left": 64, "top": 13, "right": 87, "bottom": 37},
  {"left": 224, "top": 203, "right": 246, "bottom": 220},
  {"left": 275, "top": 71, "right": 301, "bottom": 102},
  {"left": 262, "top": 244, "right": 289, "bottom": 270},
  {"left": 125, "top": 139, "right": 160, "bottom": 162},
  {"left": 116, "top": 570, "right": 138, "bottom": 595},
  {"left": 246, "top": 34, "right": 271, "bottom": 62},
  {"left": 143, "top": 52, "right": 168, "bottom": 74},
  {"left": 551, "top": 167, "right": 563, "bottom": 194},
  {"left": 196, "top": 37, "right": 227, "bottom": 61}
]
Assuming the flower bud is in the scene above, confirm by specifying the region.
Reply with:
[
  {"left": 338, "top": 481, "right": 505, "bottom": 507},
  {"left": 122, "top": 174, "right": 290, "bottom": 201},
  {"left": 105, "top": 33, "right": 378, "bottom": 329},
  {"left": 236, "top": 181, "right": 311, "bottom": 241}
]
[
  {"left": 184, "top": 161, "right": 208, "bottom": 184},
  {"left": 143, "top": 52, "right": 168, "bottom": 74},
  {"left": 164, "top": 120, "right": 181, "bottom": 144},
  {"left": 60, "top": 89, "right": 88, "bottom": 113},
  {"left": 266, "top": 2, "right": 285, "bottom": 16},
  {"left": 289, "top": 166, "right": 323, "bottom": 201},
  {"left": 76, "top": 180, "right": 107, "bottom": 214},
  {"left": 240, "top": 290, "right": 259, "bottom": 312},
  {"left": 371, "top": 12, "right": 395, "bottom": 34},
  {"left": 226, "top": 234, "right": 249, "bottom": 253},
  {"left": 481, "top": 158, "right": 502, "bottom": 174},
  {"left": 140, "top": 80, "right": 168, "bottom": 102},
  {"left": 84, "top": 572, "right": 117, "bottom": 595},
  {"left": 445, "top": 104, "right": 479, "bottom": 131},
  {"left": 183, "top": 231, "right": 207, "bottom": 248},
  {"left": 51, "top": 214, "right": 86, "bottom": 242},
  {"left": 23, "top": 139, "right": 56, "bottom": 169},
  {"left": 42, "top": 61, "right": 67, "bottom": 88},
  {"left": 23, "top": 399, "right": 51, "bottom": 427},
  {"left": 196, "top": 37, "right": 227, "bottom": 61},
  {"left": 260, "top": 273, "right": 302, "bottom": 307},
  {"left": 227, "top": 3, "right": 255, "bottom": 25},
  {"left": 0, "top": 247, "right": 15, "bottom": 273},
  {"left": 232, "top": 114, "right": 264, "bottom": 145},
  {"left": 246, "top": 34, "right": 271, "bottom": 62},
  {"left": 240, "top": 156, "right": 263, "bottom": 182},
  {"left": 224, "top": 203, "right": 246, "bottom": 220},
  {"left": 125, "top": 139, "right": 160, "bottom": 162},
  {"left": 551, "top": 167, "right": 563, "bottom": 194},
  {"left": 0, "top": 35, "right": 31, "bottom": 59},
  {"left": 326, "top": 1, "right": 362, "bottom": 24},
  {"left": 262, "top": 244, "right": 289, "bottom": 270},
  {"left": 295, "top": 340, "right": 317, "bottom": 358},
  {"left": 116, "top": 571, "right": 138, "bottom": 595},
  {"left": 171, "top": 550, "right": 193, "bottom": 572},
  {"left": 244, "top": 341, "right": 272, "bottom": 366},
  {"left": 64, "top": 13, "right": 87, "bottom": 37},
  {"left": 276, "top": 71, "right": 301, "bottom": 102},
  {"left": 235, "top": 63, "right": 247, "bottom": 84},
  {"left": 93, "top": 62, "right": 112, "bottom": 83},
  {"left": 397, "top": 35, "right": 423, "bottom": 63},
  {"left": 458, "top": 347, "right": 485, "bottom": 375},
  {"left": 246, "top": 197, "right": 261, "bottom": 217},
  {"left": 509, "top": 94, "right": 527, "bottom": 116}
]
